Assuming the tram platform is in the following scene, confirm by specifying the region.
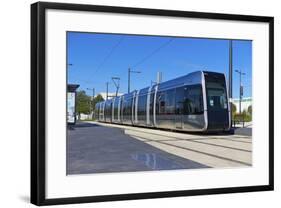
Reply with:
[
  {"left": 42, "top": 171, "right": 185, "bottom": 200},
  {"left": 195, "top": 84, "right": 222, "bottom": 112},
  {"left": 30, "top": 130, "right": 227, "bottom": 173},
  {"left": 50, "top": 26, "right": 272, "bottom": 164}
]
[{"left": 67, "top": 121, "right": 252, "bottom": 175}]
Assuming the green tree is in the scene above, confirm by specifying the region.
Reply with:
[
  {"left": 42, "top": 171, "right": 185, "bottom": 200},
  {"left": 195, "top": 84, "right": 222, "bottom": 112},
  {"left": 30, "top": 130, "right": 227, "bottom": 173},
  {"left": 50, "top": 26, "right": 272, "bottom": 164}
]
[
  {"left": 95, "top": 94, "right": 104, "bottom": 102},
  {"left": 76, "top": 90, "right": 91, "bottom": 120},
  {"left": 248, "top": 105, "right": 252, "bottom": 115},
  {"left": 92, "top": 94, "right": 104, "bottom": 110},
  {"left": 231, "top": 102, "right": 237, "bottom": 118}
]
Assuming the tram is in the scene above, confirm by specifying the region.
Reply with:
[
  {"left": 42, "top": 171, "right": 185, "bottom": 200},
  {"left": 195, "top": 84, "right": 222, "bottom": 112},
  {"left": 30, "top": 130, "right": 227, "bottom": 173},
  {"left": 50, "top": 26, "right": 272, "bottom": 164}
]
[{"left": 95, "top": 71, "right": 230, "bottom": 132}]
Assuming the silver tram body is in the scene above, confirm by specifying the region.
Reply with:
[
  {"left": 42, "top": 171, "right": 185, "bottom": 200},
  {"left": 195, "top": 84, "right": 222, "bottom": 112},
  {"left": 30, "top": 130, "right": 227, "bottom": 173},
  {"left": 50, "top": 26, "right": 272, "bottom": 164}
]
[{"left": 95, "top": 71, "right": 230, "bottom": 132}]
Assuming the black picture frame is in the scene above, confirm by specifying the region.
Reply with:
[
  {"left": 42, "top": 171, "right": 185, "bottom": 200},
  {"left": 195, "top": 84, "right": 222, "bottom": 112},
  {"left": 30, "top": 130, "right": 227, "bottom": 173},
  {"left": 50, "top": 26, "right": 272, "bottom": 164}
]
[{"left": 31, "top": 1, "right": 274, "bottom": 206}]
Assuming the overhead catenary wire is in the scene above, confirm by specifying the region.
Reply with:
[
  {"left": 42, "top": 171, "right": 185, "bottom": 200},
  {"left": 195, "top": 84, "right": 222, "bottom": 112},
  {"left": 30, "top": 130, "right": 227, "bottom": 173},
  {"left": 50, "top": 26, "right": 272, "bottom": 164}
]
[
  {"left": 95, "top": 36, "right": 125, "bottom": 72},
  {"left": 110, "top": 38, "right": 174, "bottom": 93},
  {"left": 88, "top": 37, "right": 174, "bottom": 94},
  {"left": 75, "top": 36, "right": 124, "bottom": 92},
  {"left": 117, "top": 37, "right": 174, "bottom": 79},
  {"left": 131, "top": 38, "right": 174, "bottom": 68}
]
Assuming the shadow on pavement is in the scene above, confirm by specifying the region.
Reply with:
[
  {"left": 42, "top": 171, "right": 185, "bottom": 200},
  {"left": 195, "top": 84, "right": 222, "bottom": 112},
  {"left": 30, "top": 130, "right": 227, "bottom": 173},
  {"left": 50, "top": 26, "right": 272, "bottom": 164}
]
[{"left": 68, "top": 122, "right": 100, "bottom": 130}]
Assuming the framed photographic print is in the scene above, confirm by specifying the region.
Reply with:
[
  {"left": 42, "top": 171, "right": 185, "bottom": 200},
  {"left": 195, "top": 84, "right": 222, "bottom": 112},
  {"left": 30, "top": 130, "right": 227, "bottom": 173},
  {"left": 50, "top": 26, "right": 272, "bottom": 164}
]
[{"left": 31, "top": 2, "right": 274, "bottom": 206}]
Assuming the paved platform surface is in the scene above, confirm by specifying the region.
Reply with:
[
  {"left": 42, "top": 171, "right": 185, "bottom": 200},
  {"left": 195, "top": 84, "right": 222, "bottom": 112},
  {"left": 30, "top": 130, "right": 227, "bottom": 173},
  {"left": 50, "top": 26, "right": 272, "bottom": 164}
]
[
  {"left": 232, "top": 127, "right": 252, "bottom": 136},
  {"left": 232, "top": 122, "right": 252, "bottom": 136},
  {"left": 67, "top": 122, "right": 208, "bottom": 175},
  {"left": 67, "top": 122, "right": 252, "bottom": 175}
]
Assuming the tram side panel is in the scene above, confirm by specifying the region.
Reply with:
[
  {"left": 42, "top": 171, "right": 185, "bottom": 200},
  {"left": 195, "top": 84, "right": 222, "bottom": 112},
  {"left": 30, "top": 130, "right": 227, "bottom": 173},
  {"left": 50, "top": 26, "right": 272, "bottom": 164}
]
[
  {"left": 154, "top": 85, "right": 205, "bottom": 131},
  {"left": 107, "top": 100, "right": 113, "bottom": 123},
  {"left": 132, "top": 91, "right": 137, "bottom": 125},
  {"left": 122, "top": 95, "right": 133, "bottom": 125},
  {"left": 155, "top": 88, "right": 176, "bottom": 130},
  {"left": 104, "top": 101, "right": 109, "bottom": 123},
  {"left": 95, "top": 71, "right": 229, "bottom": 132},
  {"left": 136, "top": 89, "right": 149, "bottom": 126},
  {"left": 180, "top": 84, "right": 205, "bottom": 131},
  {"left": 149, "top": 86, "right": 157, "bottom": 127},
  {"left": 119, "top": 96, "right": 124, "bottom": 124},
  {"left": 137, "top": 94, "right": 147, "bottom": 126},
  {"left": 111, "top": 98, "right": 115, "bottom": 122},
  {"left": 112, "top": 98, "right": 119, "bottom": 123}
]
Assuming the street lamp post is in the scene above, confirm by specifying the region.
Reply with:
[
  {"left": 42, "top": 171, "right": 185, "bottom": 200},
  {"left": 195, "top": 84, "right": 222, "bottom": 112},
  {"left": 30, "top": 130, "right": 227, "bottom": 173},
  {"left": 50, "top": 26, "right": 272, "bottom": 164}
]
[
  {"left": 235, "top": 69, "right": 245, "bottom": 115},
  {"left": 128, "top": 68, "right": 141, "bottom": 93}
]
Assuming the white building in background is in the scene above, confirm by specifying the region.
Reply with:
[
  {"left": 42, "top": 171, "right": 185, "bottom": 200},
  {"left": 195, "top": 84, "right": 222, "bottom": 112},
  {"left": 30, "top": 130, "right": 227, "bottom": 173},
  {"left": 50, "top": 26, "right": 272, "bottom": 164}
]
[
  {"left": 98, "top": 92, "right": 123, "bottom": 100},
  {"left": 231, "top": 97, "right": 252, "bottom": 113},
  {"left": 79, "top": 113, "right": 91, "bottom": 120}
]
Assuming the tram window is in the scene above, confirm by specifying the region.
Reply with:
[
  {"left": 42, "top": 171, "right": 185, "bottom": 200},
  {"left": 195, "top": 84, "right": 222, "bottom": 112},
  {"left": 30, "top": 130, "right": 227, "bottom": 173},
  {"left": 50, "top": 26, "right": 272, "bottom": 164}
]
[
  {"left": 106, "top": 103, "right": 112, "bottom": 117},
  {"left": 150, "top": 92, "right": 154, "bottom": 116},
  {"left": 123, "top": 97, "right": 133, "bottom": 117},
  {"left": 185, "top": 86, "right": 203, "bottom": 114},
  {"left": 123, "top": 100, "right": 128, "bottom": 116},
  {"left": 114, "top": 100, "right": 118, "bottom": 117},
  {"left": 158, "top": 92, "right": 165, "bottom": 114},
  {"left": 165, "top": 89, "right": 175, "bottom": 114},
  {"left": 138, "top": 95, "right": 147, "bottom": 116},
  {"left": 157, "top": 89, "right": 175, "bottom": 115},
  {"left": 125, "top": 102, "right": 129, "bottom": 116},
  {"left": 126, "top": 100, "right": 129, "bottom": 116},
  {"left": 207, "top": 88, "right": 227, "bottom": 109},
  {"left": 175, "top": 87, "right": 184, "bottom": 114},
  {"left": 176, "top": 85, "right": 203, "bottom": 115}
]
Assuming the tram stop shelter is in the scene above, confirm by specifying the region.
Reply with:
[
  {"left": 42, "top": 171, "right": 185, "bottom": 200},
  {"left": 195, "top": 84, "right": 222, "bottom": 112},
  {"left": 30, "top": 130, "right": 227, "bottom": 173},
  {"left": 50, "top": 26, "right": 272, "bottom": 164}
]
[{"left": 67, "top": 84, "right": 80, "bottom": 125}]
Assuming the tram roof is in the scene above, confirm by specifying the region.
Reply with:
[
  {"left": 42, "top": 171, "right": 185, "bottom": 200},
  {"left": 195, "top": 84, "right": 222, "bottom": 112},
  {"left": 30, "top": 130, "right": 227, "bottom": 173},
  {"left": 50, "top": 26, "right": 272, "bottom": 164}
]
[
  {"left": 96, "top": 71, "right": 225, "bottom": 104},
  {"left": 156, "top": 71, "right": 203, "bottom": 91}
]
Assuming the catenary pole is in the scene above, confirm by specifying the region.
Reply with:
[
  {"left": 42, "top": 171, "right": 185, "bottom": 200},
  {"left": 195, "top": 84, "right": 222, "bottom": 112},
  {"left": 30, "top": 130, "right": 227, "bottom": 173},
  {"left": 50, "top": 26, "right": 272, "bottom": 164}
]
[
  {"left": 128, "top": 68, "right": 141, "bottom": 93},
  {"left": 106, "top": 82, "right": 109, "bottom": 100}
]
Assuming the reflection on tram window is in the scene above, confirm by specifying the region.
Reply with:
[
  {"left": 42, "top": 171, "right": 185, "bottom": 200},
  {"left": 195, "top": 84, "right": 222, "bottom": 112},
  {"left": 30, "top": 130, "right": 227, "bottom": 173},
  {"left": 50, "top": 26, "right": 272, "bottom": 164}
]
[
  {"left": 156, "top": 89, "right": 175, "bottom": 115},
  {"left": 175, "top": 85, "right": 204, "bottom": 115}
]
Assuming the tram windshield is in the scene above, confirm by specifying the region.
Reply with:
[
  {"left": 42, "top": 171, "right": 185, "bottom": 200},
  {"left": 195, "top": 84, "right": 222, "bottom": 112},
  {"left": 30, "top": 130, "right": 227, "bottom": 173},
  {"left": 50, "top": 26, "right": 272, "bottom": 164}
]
[{"left": 205, "top": 74, "right": 228, "bottom": 110}]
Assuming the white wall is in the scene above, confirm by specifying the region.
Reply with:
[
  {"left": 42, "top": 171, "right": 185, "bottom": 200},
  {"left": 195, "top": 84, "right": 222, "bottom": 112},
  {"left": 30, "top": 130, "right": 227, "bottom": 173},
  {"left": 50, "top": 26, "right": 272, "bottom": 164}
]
[
  {"left": 0, "top": 0, "right": 279, "bottom": 207},
  {"left": 99, "top": 92, "right": 123, "bottom": 100}
]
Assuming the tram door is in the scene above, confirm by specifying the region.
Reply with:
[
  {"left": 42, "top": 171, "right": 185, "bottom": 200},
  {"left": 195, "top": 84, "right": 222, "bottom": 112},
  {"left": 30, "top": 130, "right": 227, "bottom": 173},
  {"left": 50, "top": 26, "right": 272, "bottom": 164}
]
[{"left": 175, "top": 87, "right": 184, "bottom": 129}]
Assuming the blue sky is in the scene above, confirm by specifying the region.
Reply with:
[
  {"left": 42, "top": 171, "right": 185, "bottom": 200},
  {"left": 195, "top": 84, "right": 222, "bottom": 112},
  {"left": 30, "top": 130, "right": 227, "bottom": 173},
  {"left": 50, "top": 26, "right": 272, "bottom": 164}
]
[{"left": 67, "top": 32, "right": 252, "bottom": 99}]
